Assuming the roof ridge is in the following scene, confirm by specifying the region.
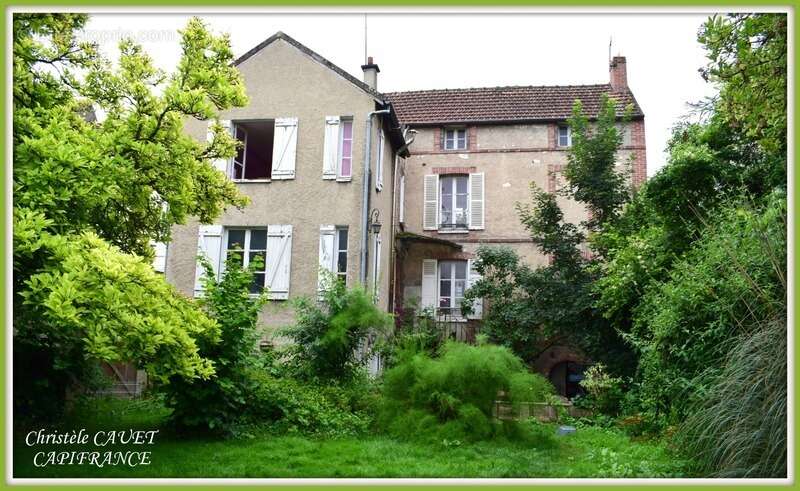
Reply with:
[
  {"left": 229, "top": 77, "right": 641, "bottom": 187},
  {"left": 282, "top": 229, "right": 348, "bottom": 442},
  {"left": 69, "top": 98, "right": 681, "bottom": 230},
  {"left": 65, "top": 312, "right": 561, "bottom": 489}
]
[
  {"left": 233, "top": 31, "right": 383, "bottom": 101},
  {"left": 385, "top": 83, "right": 612, "bottom": 96}
]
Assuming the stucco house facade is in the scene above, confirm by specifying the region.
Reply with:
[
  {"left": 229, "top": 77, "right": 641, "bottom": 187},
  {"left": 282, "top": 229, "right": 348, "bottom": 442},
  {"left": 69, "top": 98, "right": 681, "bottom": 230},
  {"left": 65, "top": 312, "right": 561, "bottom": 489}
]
[{"left": 162, "top": 32, "right": 646, "bottom": 389}]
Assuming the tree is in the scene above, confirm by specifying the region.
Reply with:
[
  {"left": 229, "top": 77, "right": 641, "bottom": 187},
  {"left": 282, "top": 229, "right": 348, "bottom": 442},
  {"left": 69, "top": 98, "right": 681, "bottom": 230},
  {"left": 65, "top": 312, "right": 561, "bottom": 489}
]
[
  {"left": 13, "top": 13, "right": 249, "bottom": 417},
  {"left": 699, "top": 13, "right": 787, "bottom": 157},
  {"left": 162, "top": 257, "right": 267, "bottom": 434},
  {"left": 465, "top": 95, "right": 636, "bottom": 374}
]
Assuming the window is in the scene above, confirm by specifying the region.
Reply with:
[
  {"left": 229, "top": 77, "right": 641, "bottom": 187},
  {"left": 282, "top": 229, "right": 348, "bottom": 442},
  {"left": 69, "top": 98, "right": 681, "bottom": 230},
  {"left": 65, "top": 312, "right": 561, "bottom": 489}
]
[
  {"left": 319, "top": 225, "right": 348, "bottom": 290},
  {"left": 339, "top": 118, "right": 354, "bottom": 179},
  {"left": 335, "top": 228, "right": 348, "bottom": 284},
  {"left": 438, "top": 260, "right": 468, "bottom": 315},
  {"left": 225, "top": 118, "right": 297, "bottom": 181},
  {"left": 439, "top": 175, "right": 469, "bottom": 230},
  {"left": 443, "top": 127, "right": 467, "bottom": 150},
  {"left": 557, "top": 125, "right": 571, "bottom": 147},
  {"left": 423, "top": 173, "right": 484, "bottom": 231},
  {"left": 231, "top": 121, "right": 274, "bottom": 180},
  {"left": 225, "top": 228, "right": 268, "bottom": 294}
]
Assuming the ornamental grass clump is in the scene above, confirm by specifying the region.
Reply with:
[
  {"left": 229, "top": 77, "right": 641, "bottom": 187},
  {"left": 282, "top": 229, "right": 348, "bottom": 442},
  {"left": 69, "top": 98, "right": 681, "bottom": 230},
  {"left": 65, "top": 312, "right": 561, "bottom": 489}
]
[{"left": 378, "top": 340, "right": 554, "bottom": 443}]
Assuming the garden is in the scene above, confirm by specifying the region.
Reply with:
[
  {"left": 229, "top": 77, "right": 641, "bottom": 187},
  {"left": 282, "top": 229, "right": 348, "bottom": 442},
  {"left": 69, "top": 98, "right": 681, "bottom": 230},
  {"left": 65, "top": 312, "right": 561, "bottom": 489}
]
[{"left": 12, "top": 12, "right": 787, "bottom": 480}]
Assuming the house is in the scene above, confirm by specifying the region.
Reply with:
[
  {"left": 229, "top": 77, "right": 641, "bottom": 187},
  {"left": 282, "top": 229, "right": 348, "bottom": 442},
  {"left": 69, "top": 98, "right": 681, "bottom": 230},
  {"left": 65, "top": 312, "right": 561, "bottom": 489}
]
[
  {"left": 162, "top": 33, "right": 646, "bottom": 391},
  {"left": 165, "top": 33, "right": 406, "bottom": 351},
  {"left": 385, "top": 56, "right": 646, "bottom": 391}
]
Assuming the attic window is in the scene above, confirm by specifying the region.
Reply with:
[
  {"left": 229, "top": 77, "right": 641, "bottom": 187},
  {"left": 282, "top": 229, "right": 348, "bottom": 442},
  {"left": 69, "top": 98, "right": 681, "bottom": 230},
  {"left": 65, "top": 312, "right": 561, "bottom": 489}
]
[
  {"left": 232, "top": 120, "right": 274, "bottom": 180},
  {"left": 557, "top": 125, "right": 572, "bottom": 148},
  {"left": 443, "top": 127, "right": 467, "bottom": 150}
]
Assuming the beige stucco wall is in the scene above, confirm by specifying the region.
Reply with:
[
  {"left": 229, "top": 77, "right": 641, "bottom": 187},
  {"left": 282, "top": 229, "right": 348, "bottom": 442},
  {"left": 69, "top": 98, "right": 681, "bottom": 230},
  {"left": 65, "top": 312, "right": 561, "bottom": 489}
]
[{"left": 166, "top": 38, "right": 394, "bottom": 340}]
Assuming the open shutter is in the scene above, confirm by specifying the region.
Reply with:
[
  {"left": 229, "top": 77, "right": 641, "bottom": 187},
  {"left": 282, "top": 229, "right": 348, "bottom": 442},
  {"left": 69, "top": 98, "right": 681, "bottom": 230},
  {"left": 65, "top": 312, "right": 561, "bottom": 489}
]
[
  {"left": 265, "top": 225, "right": 292, "bottom": 299},
  {"left": 323, "top": 116, "right": 340, "bottom": 179},
  {"left": 271, "top": 117, "right": 298, "bottom": 180},
  {"left": 423, "top": 174, "right": 439, "bottom": 230},
  {"left": 467, "top": 259, "right": 483, "bottom": 319},
  {"left": 420, "top": 259, "right": 438, "bottom": 310},
  {"left": 372, "top": 234, "right": 382, "bottom": 301},
  {"left": 376, "top": 131, "right": 385, "bottom": 191},
  {"left": 469, "top": 172, "right": 485, "bottom": 230},
  {"left": 399, "top": 174, "right": 405, "bottom": 223},
  {"left": 207, "top": 120, "right": 231, "bottom": 175},
  {"left": 193, "top": 225, "right": 223, "bottom": 297},
  {"left": 318, "top": 225, "right": 336, "bottom": 292}
]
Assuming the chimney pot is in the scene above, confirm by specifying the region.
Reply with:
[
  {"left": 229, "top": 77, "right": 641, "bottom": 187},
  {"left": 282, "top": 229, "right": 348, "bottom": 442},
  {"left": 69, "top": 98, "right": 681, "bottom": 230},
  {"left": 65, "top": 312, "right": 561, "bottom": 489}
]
[
  {"left": 361, "top": 56, "right": 380, "bottom": 91},
  {"left": 609, "top": 55, "right": 628, "bottom": 91}
]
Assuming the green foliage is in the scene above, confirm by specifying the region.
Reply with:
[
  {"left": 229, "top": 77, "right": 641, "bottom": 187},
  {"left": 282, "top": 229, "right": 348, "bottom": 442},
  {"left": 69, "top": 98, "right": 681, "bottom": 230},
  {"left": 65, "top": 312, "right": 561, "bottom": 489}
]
[
  {"left": 699, "top": 14, "right": 787, "bottom": 157},
  {"left": 162, "top": 258, "right": 266, "bottom": 434},
  {"left": 13, "top": 14, "right": 248, "bottom": 417},
  {"left": 562, "top": 94, "right": 633, "bottom": 232},
  {"left": 625, "top": 193, "right": 785, "bottom": 423},
  {"left": 281, "top": 276, "right": 393, "bottom": 381},
  {"left": 244, "top": 371, "right": 374, "bottom": 437},
  {"left": 678, "top": 318, "right": 786, "bottom": 477},
  {"left": 576, "top": 364, "right": 625, "bottom": 416},
  {"left": 13, "top": 210, "right": 219, "bottom": 419},
  {"left": 378, "top": 341, "right": 554, "bottom": 443}
]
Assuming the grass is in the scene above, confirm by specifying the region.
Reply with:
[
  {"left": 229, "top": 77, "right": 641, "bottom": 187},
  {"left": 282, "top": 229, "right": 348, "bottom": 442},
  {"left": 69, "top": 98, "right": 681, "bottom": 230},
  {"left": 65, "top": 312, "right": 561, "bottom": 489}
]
[{"left": 13, "top": 397, "right": 686, "bottom": 478}]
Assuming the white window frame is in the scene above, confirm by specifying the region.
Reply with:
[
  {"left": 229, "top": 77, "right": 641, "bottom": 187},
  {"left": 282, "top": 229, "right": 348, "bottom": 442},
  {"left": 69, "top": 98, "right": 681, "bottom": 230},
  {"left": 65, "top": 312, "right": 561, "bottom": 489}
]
[
  {"left": 223, "top": 227, "right": 268, "bottom": 294},
  {"left": 557, "top": 125, "right": 572, "bottom": 148},
  {"left": 337, "top": 117, "right": 354, "bottom": 181},
  {"left": 439, "top": 175, "right": 470, "bottom": 231},
  {"left": 443, "top": 127, "right": 468, "bottom": 151},
  {"left": 335, "top": 227, "right": 348, "bottom": 285},
  {"left": 438, "top": 260, "right": 468, "bottom": 316},
  {"left": 230, "top": 120, "right": 275, "bottom": 182}
]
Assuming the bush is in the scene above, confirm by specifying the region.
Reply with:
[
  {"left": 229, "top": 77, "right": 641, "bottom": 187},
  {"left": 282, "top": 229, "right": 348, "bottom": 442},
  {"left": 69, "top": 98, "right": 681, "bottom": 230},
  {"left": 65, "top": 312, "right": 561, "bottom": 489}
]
[
  {"left": 162, "top": 257, "right": 265, "bottom": 434},
  {"left": 677, "top": 317, "right": 786, "bottom": 477},
  {"left": 577, "top": 364, "right": 625, "bottom": 415},
  {"left": 244, "top": 370, "right": 373, "bottom": 437},
  {"left": 378, "top": 340, "right": 554, "bottom": 443},
  {"left": 281, "top": 276, "right": 392, "bottom": 381}
]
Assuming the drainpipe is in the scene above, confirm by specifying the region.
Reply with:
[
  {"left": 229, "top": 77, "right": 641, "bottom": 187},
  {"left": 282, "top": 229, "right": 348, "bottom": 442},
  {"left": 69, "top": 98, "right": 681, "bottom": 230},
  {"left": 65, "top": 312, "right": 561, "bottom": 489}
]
[{"left": 360, "top": 108, "right": 391, "bottom": 285}]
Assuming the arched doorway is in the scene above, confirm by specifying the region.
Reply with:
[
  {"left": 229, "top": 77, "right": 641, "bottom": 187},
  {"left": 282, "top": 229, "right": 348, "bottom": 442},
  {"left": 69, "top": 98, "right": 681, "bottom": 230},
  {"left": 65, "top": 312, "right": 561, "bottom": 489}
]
[{"left": 548, "top": 361, "right": 587, "bottom": 399}]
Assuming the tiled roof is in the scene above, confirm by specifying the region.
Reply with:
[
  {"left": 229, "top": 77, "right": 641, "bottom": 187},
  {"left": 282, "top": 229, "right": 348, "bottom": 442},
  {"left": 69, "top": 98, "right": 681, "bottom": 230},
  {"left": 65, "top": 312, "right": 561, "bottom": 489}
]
[{"left": 384, "top": 84, "right": 643, "bottom": 125}]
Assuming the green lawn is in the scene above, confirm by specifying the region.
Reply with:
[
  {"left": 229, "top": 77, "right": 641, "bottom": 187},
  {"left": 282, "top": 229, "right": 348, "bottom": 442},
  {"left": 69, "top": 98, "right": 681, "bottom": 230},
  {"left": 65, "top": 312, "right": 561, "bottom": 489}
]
[{"left": 14, "top": 397, "right": 686, "bottom": 478}]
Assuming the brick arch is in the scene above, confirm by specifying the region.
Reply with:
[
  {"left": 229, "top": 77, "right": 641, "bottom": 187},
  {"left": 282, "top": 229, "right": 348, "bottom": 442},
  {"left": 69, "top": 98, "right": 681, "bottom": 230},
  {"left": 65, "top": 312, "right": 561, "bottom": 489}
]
[{"left": 533, "top": 345, "right": 588, "bottom": 379}]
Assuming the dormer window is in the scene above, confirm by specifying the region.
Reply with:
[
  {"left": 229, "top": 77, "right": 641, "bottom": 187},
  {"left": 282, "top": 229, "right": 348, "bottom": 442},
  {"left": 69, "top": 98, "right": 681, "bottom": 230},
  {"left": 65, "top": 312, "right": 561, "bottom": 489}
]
[
  {"left": 443, "top": 127, "right": 467, "bottom": 150},
  {"left": 557, "top": 125, "right": 572, "bottom": 148}
]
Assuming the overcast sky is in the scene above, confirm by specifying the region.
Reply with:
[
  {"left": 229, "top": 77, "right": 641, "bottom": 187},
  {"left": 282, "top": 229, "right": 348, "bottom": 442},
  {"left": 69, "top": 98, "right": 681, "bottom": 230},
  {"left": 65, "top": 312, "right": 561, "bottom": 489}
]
[{"left": 83, "top": 11, "right": 721, "bottom": 175}]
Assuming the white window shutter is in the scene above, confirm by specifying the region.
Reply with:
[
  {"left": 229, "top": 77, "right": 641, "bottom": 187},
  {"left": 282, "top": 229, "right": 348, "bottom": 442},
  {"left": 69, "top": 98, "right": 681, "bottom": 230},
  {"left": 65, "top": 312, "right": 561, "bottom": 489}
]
[
  {"left": 469, "top": 172, "right": 485, "bottom": 230},
  {"left": 423, "top": 174, "right": 439, "bottom": 230},
  {"left": 376, "top": 131, "right": 385, "bottom": 191},
  {"left": 372, "top": 234, "right": 382, "bottom": 301},
  {"left": 467, "top": 259, "right": 483, "bottom": 319},
  {"left": 323, "top": 116, "right": 340, "bottom": 179},
  {"left": 266, "top": 225, "right": 292, "bottom": 299},
  {"left": 420, "top": 259, "right": 438, "bottom": 310},
  {"left": 207, "top": 120, "right": 231, "bottom": 175},
  {"left": 271, "top": 117, "right": 298, "bottom": 180},
  {"left": 318, "top": 225, "right": 336, "bottom": 292},
  {"left": 194, "top": 225, "right": 223, "bottom": 297},
  {"left": 399, "top": 174, "right": 405, "bottom": 223}
]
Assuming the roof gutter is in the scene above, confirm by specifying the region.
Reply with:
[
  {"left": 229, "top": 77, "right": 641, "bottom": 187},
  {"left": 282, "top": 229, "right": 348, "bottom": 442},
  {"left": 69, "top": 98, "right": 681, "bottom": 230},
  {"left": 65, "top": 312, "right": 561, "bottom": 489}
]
[{"left": 360, "top": 108, "right": 391, "bottom": 285}]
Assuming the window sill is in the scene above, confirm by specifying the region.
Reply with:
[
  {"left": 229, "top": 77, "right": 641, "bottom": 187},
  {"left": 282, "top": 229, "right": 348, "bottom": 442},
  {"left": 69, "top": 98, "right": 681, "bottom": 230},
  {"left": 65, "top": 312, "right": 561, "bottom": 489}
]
[
  {"left": 233, "top": 179, "right": 272, "bottom": 183},
  {"left": 336, "top": 177, "right": 352, "bottom": 183},
  {"left": 437, "top": 229, "right": 470, "bottom": 234}
]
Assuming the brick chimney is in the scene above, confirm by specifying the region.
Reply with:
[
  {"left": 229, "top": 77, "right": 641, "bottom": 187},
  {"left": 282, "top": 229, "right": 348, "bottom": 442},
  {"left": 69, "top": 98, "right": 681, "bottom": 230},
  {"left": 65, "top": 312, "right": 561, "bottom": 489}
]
[
  {"left": 361, "top": 56, "right": 380, "bottom": 91},
  {"left": 609, "top": 56, "right": 627, "bottom": 91}
]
